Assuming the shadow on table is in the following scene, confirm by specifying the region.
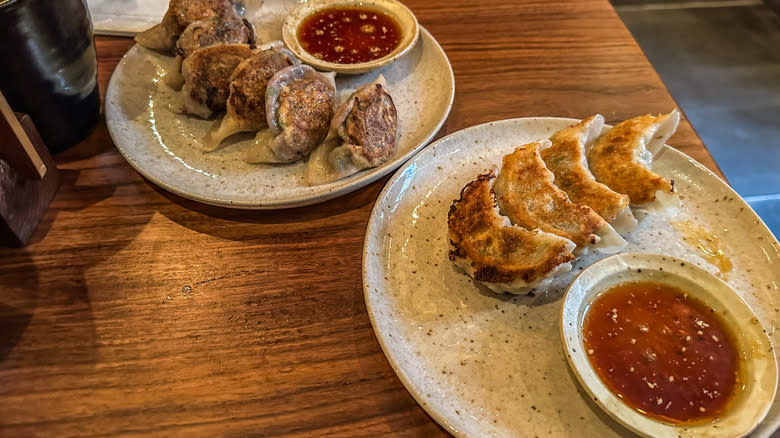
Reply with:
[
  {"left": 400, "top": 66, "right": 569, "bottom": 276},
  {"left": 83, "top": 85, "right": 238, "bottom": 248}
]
[
  {"left": 0, "top": 247, "right": 102, "bottom": 370},
  {"left": 0, "top": 251, "right": 38, "bottom": 362},
  {"left": 55, "top": 119, "right": 116, "bottom": 164},
  {"left": 24, "top": 119, "right": 129, "bottom": 245},
  {"left": 151, "top": 176, "right": 385, "bottom": 241},
  {"left": 0, "top": 120, "right": 156, "bottom": 369}
]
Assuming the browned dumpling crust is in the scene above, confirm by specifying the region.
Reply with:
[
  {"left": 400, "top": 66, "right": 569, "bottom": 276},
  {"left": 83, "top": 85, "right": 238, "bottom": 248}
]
[
  {"left": 181, "top": 44, "right": 255, "bottom": 117},
  {"left": 448, "top": 173, "right": 576, "bottom": 286},
  {"left": 494, "top": 141, "right": 606, "bottom": 248},
  {"left": 340, "top": 79, "right": 398, "bottom": 168},
  {"left": 540, "top": 115, "right": 629, "bottom": 222},
  {"left": 162, "top": 0, "right": 239, "bottom": 38},
  {"left": 272, "top": 77, "right": 335, "bottom": 161},
  {"left": 587, "top": 113, "right": 676, "bottom": 205},
  {"left": 203, "top": 44, "right": 297, "bottom": 151},
  {"left": 244, "top": 65, "right": 335, "bottom": 164},
  {"left": 135, "top": 0, "right": 241, "bottom": 52},
  {"left": 175, "top": 17, "right": 255, "bottom": 59},
  {"left": 227, "top": 48, "right": 295, "bottom": 129}
]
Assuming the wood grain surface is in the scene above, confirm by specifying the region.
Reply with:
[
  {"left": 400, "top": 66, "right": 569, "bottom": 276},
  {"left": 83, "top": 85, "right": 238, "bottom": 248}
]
[{"left": 0, "top": 0, "right": 723, "bottom": 437}]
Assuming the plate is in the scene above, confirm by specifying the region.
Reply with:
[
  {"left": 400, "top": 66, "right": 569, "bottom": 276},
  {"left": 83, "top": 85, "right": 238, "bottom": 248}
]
[
  {"left": 562, "top": 252, "right": 777, "bottom": 438},
  {"left": 105, "top": 11, "right": 453, "bottom": 208},
  {"left": 362, "top": 118, "right": 780, "bottom": 437}
]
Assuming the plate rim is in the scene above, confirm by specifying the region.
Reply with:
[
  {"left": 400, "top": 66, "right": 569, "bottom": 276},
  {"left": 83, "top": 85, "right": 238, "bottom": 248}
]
[
  {"left": 361, "top": 116, "right": 780, "bottom": 438},
  {"left": 104, "top": 26, "right": 454, "bottom": 210}
]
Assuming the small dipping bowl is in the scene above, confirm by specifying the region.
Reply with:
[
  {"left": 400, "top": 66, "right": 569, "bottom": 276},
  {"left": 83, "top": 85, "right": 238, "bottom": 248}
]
[
  {"left": 282, "top": 0, "right": 420, "bottom": 74},
  {"left": 561, "top": 253, "right": 777, "bottom": 438}
]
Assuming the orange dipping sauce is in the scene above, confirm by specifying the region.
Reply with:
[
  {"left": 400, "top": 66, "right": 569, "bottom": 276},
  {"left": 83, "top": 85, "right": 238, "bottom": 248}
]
[
  {"left": 297, "top": 6, "right": 402, "bottom": 64},
  {"left": 583, "top": 281, "right": 741, "bottom": 424}
]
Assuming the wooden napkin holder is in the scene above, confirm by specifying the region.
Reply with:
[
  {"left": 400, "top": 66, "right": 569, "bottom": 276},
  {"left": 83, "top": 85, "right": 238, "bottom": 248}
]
[{"left": 0, "top": 92, "right": 59, "bottom": 247}]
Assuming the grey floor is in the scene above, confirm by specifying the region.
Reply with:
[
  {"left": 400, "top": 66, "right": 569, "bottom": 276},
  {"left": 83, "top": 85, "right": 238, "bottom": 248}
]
[{"left": 611, "top": 0, "right": 780, "bottom": 238}]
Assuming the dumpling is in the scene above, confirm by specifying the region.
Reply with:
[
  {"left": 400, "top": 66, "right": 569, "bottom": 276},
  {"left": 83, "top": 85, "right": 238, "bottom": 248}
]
[
  {"left": 180, "top": 44, "right": 256, "bottom": 118},
  {"left": 203, "top": 42, "right": 298, "bottom": 151},
  {"left": 494, "top": 140, "right": 626, "bottom": 253},
  {"left": 175, "top": 17, "right": 255, "bottom": 59},
  {"left": 305, "top": 75, "right": 398, "bottom": 185},
  {"left": 448, "top": 173, "right": 577, "bottom": 295},
  {"left": 135, "top": 24, "right": 178, "bottom": 53},
  {"left": 135, "top": 0, "right": 240, "bottom": 52},
  {"left": 162, "top": 0, "right": 240, "bottom": 40},
  {"left": 540, "top": 115, "right": 637, "bottom": 233},
  {"left": 243, "top": 65, "right": 336, "bottom": 164},
  {"left": 587, "top": 110, "right": 680, "bottom": 208},
  {"left": 165, "top": 16, "right": 256, "bottom": 90},
  {"left": 541, "top": 115, "right": 628, "bottom": 221}
]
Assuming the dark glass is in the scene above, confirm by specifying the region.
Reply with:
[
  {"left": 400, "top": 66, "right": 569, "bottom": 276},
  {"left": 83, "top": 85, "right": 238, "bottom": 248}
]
[{"left": 0, "top": 0, "right": 100, "bottom": 153}]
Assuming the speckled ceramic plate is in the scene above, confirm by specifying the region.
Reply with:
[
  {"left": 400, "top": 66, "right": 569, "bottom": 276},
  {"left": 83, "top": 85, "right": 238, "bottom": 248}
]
[
  {"left": 105, "top": 20, "right": 453, "bottom": 208},
  {"left": 363, "top": 118, "right": 780, "bottom": 438}
]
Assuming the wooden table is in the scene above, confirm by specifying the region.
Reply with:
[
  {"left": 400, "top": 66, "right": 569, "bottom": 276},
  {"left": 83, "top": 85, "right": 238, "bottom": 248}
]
[{"left": 0, "top": 0, "right": 724, "bottom": 436}]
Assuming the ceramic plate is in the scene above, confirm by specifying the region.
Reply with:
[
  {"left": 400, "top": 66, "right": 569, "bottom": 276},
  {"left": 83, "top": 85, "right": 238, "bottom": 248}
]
[
  {"left": 363, "top": 118, "right": 780, "bottom": 437},
  {"left": 105, "top": 1, "right": 453, "bottom": 209}
]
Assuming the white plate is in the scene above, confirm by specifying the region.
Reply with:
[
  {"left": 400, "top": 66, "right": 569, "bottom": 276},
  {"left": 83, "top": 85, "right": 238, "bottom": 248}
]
[
  {"left": 362, "top": 118, "right": 780, "bottom": 437},
  {"left": 562, "top": 252, "right": 777, "bottom": 438},
  {"left": 105, "top": 19, "right": 453, "bottom": 208}
]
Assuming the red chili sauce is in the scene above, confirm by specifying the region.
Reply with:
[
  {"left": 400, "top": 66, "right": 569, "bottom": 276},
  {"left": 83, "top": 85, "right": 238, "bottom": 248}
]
[
  {"left": 582, "top": 281, "right": 741, "bottom": 424},
  {"left": 297, "top": 6, "right": 402, "bottom": 64}
]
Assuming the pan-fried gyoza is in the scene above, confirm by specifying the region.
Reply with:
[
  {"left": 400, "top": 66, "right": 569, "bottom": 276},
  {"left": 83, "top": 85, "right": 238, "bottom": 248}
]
[
  {"left": 448, "top": 173, "right": 577, "bottom": 294},
  {"left": 540, "top": 115, "right": 637, "bottom": 233}
]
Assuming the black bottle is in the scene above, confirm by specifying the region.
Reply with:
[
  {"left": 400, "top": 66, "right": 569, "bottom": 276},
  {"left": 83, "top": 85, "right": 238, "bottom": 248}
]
[{"left": 0, "top": 0, "right": 100, "bottom": 153}]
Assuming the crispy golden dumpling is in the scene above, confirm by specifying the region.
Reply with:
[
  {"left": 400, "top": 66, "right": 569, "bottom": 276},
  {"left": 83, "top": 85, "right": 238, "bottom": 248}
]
[
  {"left": 541, "top": 115, "right": 630, "bottom": 223},
  {"left": 587, "top": 110, "right": 680, "bottom": 205},
  {"left": 448, "top": 173, "right": 576, "bottom": 294},
  {"left": 494, "top": 140, "right": 607, "bottom": 248}
]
